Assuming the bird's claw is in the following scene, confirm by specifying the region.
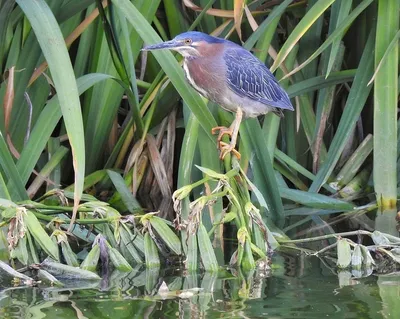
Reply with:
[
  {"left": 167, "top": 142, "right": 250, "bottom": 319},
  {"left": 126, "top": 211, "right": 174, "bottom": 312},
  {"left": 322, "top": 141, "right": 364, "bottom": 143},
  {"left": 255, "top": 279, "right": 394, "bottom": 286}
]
[
  {"left": 218, "top": 141, "right": 241, "bottom": 160},
  {"left": 211, "top": 126, "right": 233, "bottom": 142}
]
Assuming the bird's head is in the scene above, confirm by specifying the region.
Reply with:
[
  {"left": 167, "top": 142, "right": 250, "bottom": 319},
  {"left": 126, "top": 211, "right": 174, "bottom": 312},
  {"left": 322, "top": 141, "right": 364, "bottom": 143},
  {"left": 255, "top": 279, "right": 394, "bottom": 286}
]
[{"left": 142, "top": 31, "right": 225, "bottom": 58}]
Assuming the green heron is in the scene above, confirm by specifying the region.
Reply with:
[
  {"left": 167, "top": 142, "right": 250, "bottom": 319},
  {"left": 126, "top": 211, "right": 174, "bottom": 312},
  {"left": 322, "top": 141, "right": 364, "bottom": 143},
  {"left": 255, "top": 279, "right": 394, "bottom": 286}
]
[{"left": 143, "top": 31, "right": 294, "bottom": 159}]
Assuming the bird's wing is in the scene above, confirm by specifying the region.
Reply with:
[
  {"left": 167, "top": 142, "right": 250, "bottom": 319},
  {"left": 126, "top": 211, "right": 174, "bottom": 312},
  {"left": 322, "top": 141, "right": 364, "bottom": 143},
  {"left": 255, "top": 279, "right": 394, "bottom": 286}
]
[{"left": 223, "top": 47, "right": 294, "bottom": 111}]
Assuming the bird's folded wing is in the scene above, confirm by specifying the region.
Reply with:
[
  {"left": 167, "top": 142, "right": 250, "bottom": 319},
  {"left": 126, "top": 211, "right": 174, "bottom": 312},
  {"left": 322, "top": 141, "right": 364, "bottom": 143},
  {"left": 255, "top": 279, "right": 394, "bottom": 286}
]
[{"left": 223, "top": 47, "right": 294, "bottom": 111}]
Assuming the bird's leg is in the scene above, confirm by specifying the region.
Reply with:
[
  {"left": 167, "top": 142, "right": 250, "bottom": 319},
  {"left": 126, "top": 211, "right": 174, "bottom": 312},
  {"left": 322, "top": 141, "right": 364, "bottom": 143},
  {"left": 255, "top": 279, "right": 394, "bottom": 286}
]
[{"left": 213, "top": 108, "right": 243, "bottom": 160}]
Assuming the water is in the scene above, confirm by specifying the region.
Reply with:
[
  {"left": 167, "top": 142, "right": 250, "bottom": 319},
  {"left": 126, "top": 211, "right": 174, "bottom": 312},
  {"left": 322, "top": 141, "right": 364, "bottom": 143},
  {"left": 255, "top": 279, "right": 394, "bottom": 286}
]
[{"left": 0, "top": 255, "right": 399, "bottom": 319}]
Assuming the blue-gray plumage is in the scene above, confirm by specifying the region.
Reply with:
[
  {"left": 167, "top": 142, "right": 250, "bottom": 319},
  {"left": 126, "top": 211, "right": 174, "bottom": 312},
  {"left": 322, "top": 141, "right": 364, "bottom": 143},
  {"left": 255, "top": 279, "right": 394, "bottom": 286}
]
[
  {"left": 224, "top": 48, "right": 293, "bottom": 116},
  {"left": 142, "top": 31, "right": 294, "bottom": 159}
]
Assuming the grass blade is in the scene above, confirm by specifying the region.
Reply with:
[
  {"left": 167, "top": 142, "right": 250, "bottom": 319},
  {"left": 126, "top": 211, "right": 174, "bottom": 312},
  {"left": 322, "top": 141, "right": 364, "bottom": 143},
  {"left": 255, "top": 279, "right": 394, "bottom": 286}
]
[
  {"left": 144, "top": 232, "right": 160, "bottom": 268},
  {"left": 279, "top": 187, "right": 354, "bottom": 210},
  {"left": 280, "top": 0, "right": 374, "bottom": 79},
  {"left": 16, "top": 0, "right": 85, "bottom": 228},
  {"left": 25, "top": 210, "right": 59, "bottom": 260},
  {"left": 15, "top": 74, "right": 113, "bottom": 190},
  {"left": 309, "top": 29, "right": 375, "bottom": 192},
  {"left": 149, "top": 216, "right": 182, "bottom": 255},
  {"left": 107, "top": 169, "right": 141, "bottom": 213},
  {"left": 241, "top": 120, "right": 284, "bottom": 224},
  {"left": 198, "top": 223, "right": 218, "bottom": 272},
  {"left": 271, "top": 0, "right": 335, "bottom": 72},
  {"left": 325, "top": 0, "right": 352, "bottom": 77},
  {"left": 373, "top": 0, "right": 399, "bottom": 208},
  {"left": 0, "top": 131, "right": 28, "bottom": 200},
  {"left": 113, "top": 0, "right": 217, "bottom": 140}
]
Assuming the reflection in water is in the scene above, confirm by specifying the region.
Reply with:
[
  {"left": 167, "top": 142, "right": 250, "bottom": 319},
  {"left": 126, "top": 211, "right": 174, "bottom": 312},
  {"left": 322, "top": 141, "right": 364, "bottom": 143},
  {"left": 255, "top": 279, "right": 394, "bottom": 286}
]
[{"left": 0, "top": 255, "right": 398, "bottom": 319}]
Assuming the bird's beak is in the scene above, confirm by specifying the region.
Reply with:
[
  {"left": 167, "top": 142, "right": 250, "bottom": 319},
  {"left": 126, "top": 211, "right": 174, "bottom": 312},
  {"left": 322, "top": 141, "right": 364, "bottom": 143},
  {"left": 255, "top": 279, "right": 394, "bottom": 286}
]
[{"left": 142, "top": 39, "right": 180, "bottom": 51}]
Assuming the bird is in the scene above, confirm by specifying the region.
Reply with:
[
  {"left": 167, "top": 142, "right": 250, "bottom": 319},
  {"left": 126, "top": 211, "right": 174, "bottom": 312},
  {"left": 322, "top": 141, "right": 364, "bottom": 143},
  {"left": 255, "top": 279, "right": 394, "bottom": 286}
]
[{"left": 142, "top": 31, "right": 294, "bottom": 159}]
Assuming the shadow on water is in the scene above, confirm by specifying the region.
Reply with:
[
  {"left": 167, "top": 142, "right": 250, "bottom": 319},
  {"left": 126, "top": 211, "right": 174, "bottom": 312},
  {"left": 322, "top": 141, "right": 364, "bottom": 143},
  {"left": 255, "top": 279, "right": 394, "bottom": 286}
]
[{"left": 1, "top": 253, "right": 399, "bottom": 319}]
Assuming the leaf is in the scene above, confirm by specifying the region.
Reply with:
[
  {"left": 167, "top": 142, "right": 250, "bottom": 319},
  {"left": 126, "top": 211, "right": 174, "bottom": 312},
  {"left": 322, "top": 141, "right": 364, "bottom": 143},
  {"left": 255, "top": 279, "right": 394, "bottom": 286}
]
[
  {"left": 244, "top": 0, "right": 293, "bottom": 50},
  {"left": 25, "top": 210, "right": 59, "bottom": 261},
  {"left": 371, "top": 231, "right": 391, "bottom": 245},
  {"left": 113, "top": 0, "right": 217, "bottom": 141},
  {"left": 360, "top": 245, "right": 375, "bottom": 268},
  {"left": 373, "top": 0, "right": 399, "bottom": 208},
  {"left": 195, "top": 165, "right": 226, "bottom": 180},
  {"left": 16, "top": 0, "right": 85, "bottom": 225},
  {"left": 271, "top": 0, "right": 336, "bottom": 72},
  {"left": 309, "top": 28, "right": 375, "bottom": 192},
  {"left": 326, "top": 0, "right": 352, "bottom": 77},
  {"left": 0, "top": 260, "right": 33, "bottom": 282},
  {"left": 107, "top": 170, "right": 141, "bottom": 213},
  {"left": 109, "top": 247, "right": 133, "bottom": 272},
  {"left": 61, "top": 241, "right": 79, "bottom": 267},
  {"left": 11, "top": 235, "right": 29, "bottom": 265},
  {"left": 280, "top": 0, "right": 374, "bottom": 79},
  {"left": 234, "top": 0, "right": 245, "bottom": 40},
  {"left": 197, "top": 223, "right": 218, "bottom": 272},
  {"left": 218, "top": 212, "right": 237, "bottom": 224},
  {"left": 368, "top": 29, "right": 400, "bottom": 86},
  {"left": 351, "top": 244, "right": 363, "bottom": 270},
  {"left": 144, "top": 232, "right": 160, "bottom": 268},
  {"left": 41, "top": 258, "right": 101, "bottom": 280},
  {"left": 149, "top": 216, "right": 182, "bottom": 255},
  {"left": 279, "top": 187, "right": 354, "bottom": 210},
  {"left": 337, "top": 239, "right": 352, "bottom": 269},
  {"left": 119, "top": 225, "right": 143, "bottom": 263},
  {"left": 0, "top": 131, "right": 28, "bottom": 201},
  {"left": 16, "top": 74, "right": 112, "bottom": 191},
  {"left": 80, "top": 244, "right": 100, "bottom": 272},
  {"left": 37, "top": 269, "right": 64, "bottom": 287},
  {"left": 241, "top": 120, "right": 284, "bottom": 224}
]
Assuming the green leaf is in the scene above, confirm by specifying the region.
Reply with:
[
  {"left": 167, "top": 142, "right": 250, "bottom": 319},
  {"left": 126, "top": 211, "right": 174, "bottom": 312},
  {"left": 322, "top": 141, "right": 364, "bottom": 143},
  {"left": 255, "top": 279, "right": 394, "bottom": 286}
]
[
  {"left": 149, "top": 216, "right": 182, "bottom": 255},
  {"left": 279, "top": 187, "right": 354, "bottom": 210},
  {"left": 16, "top": 0, "right": 85, "bottom": 214},
  {"left": 280, "top": 0, "right": 374, "bottom": 79},
  {"left": 144, "top": 232, "right": 160, "bottom": 268},
  {"left": 241, "top": 120, "right": 284, "bottom": 224},
  {"left": 112, "top": 0, "right": 217, "bottom": 141},
  {"left": 244, "top": 0, "right": 293, "bottom": 50},
  {"left": 0, "top": 132, "right": 28, "bottom": 200},
  {"left": 80, "top": 244, "right": 100, "bottom": 272},
  {"left": 107, "top": 170, "right": 141, "bottom": 213},
  {"left": 271, "top": 0, "right": 336, "bottom": 72},
  {"left": 373, "top": 0, "right": 399, "bottom": 208},
  {"left": 109, "top": 247, "right": 133, "bottom": 272},
  {"left": 309, "top": 28, "right": 375, "bottom": 192},
  {"left": 41, "top": 258, "right": 101, "bottom": 280},
  {"left": 16, "top": 74, "right": 113, "bottom": 190},
  {"left": 197, "top": 223, "right": 218, "bottom": 272},
  {"left": 25, "top": 210, "right": 59, "bottom": 260},
  {"left": 325, "top": 0, "right": 352, "bottom": 77}
]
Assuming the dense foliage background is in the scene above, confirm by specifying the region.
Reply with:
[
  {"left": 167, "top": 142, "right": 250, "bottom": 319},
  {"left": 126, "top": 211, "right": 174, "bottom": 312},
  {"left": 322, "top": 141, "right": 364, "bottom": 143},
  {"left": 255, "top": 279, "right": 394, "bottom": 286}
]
[{"left": 0, "top": 0, "right": 399, "bottom": 275}]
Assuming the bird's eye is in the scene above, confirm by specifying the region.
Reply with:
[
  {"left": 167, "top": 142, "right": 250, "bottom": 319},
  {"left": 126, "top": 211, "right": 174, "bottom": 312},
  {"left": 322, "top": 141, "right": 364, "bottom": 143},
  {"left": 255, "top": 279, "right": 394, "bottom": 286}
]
[{"left": 184, "top": 38, "right": 192, "bottom": 45}]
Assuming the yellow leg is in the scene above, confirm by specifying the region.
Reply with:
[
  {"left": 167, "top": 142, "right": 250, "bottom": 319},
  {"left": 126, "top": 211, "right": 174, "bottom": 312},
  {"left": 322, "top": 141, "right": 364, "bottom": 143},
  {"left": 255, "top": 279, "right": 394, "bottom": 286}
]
[
  {"left": 211, "top": 126, "right": 232, "bottom": 143},
  {"left": 211, "top": 108, "right": 243, "bottom": 160}
]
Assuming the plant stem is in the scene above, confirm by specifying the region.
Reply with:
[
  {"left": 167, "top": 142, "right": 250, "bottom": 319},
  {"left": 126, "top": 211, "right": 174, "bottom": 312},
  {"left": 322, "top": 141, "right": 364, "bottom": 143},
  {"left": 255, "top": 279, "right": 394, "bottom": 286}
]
[{"left": 280, "top": 230, "right": 372, "bottom": 244}]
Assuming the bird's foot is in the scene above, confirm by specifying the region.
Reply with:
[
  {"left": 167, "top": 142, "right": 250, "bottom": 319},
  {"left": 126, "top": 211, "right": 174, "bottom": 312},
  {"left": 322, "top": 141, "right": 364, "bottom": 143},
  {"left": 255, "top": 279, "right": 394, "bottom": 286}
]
[
  {"left": 219, "top": 141, "right": 241, "bottom": 160},
  {"left": 211, "top": 126, "right": 233, "bottom": 142},
  {"left": 212, "top": 126, "right": 241, "bottom": 159}
]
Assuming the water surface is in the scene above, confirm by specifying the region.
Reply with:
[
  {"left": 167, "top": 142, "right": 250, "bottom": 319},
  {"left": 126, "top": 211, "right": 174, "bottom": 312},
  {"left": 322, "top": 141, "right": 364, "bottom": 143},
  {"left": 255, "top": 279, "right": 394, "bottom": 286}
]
[{"left": 0, "top": 255, "right": 398, "bottom": 319}]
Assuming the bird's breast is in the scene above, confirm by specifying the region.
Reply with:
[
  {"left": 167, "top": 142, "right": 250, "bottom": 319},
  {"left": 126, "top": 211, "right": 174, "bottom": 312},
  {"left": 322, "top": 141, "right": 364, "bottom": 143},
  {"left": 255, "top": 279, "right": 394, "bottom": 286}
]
[
  {"left": 183, "top": 59, "right": 225, "bottom": 99},
  {"left": 182, "top": 58, "right": 240, "bottom": 114},
  {"left": 182, "top": 60, "right": 210, "bottom": 98}
]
